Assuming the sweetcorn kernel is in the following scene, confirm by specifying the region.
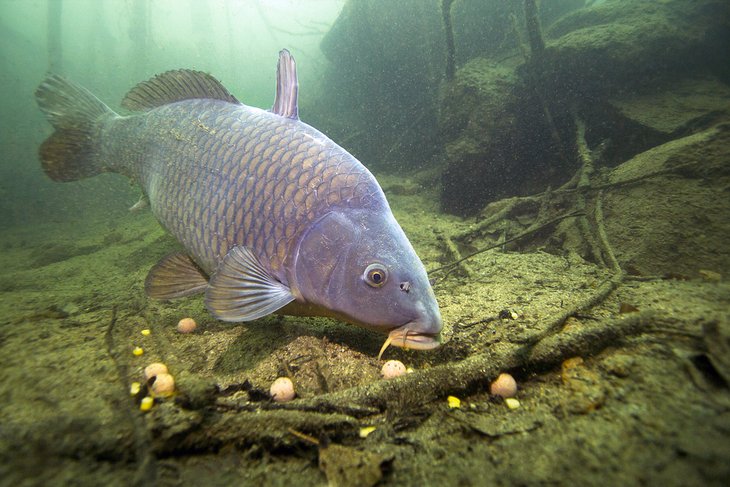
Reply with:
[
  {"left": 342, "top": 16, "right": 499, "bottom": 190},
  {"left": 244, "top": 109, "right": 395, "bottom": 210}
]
[
  {"left": 505, "top": 398, "right": 521, "bottom": 409},
  {"left": 140, "top": 396, "right": 154, "bottom": 412},
  {"left": 359, "top": 426, "right": 377, "bottom": 438},
  {"left": 447, "top": 396, "right": 461, "bottom": 408}
]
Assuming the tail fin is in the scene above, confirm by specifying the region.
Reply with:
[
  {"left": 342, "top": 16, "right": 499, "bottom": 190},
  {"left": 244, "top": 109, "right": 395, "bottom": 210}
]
[{"left": 35, "top": 75, "right": 114, "bottom": 182}]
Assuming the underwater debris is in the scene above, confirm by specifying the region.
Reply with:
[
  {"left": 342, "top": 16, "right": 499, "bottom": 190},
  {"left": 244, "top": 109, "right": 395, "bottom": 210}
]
[
  {"left": 698, "top": 269, "right": 722, "bottom": 282},
  {"left": 619, "top": 302, "right": 639, "bottom": 314},
  {"left": 498, "top": 309, "right": 519, "bottom": 320}
]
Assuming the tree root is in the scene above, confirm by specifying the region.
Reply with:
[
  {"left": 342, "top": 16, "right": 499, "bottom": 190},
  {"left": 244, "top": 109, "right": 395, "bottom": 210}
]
[
  {"left": 149, "top": 407, "right": 359, "bottom": 455},
  {"left": 573, "top": 116, "right": 605, "bottom": 265},
  {"left": 431, "top": 210, "right": 584, "bottom": 279},
  {"left": 441, "top": 0, "right": 457, "bottom": 80},
  {"left": 289, "top": 276, "right": 631, "bottom": 417},
  {"left": 595, "top": 190, "right": 621, "bottom": 273},
  {"left": 105, "top": 307, "right": 157, "bottom": 486},
  {"left": 159, "top": 308, "right": 684, "bottom": 457},
  {"left": 523, "top": 310, "right": 679, "bottom": 368}
]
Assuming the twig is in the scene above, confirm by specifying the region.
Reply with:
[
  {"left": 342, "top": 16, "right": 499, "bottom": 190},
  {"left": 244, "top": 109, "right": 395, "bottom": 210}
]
[
  {"left": 523, "top": 0, "right": 570, "bottom": 166},
  {"left": 441, "top": 0, "right": 457, "bottom": 80},
  {"left": 510, "top": 12, "right": 530, "bottom": 62},
  {"left": 453, "top": 195, "right": 541, "bottom": 242},
  {"left": 594, "top": 190, "right": 622, "bottom": 273},
  {"left": 523, "top": 0, "right": 545, "bottom": 57},
  {"left": 435, "top": 234, "right": 474, "bottom": 279},
  {"left": 430, "top": 211, "right": 584, "bottom": 276},
  {"left": 105, "top": 308, "right": 157, "bottom": 486},
  {"left": 152, "top": 409, "right": 358, "bottom": 453},
  {"left": 523, "top": 310, "right": 676, "bottom": 367},
  {"left": 275, "top": 309, "right": 679, "bottom": 417},
  {"left": 516, "top": 273, "right": 624, "bottom": 347},
  {"left": 574, "top": 115, "right": 604, "bottom": 265}
]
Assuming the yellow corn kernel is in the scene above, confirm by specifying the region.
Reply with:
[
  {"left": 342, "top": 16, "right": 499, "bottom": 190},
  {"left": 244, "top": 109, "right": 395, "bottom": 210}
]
[
  {"left": 132, "top": 346, "right": 144, "bottom": 356},
  {"left": 140, "top": 396, "right": 154, "bottom": 412},
  {"left": 447, "top": 396, "right": 461, "bottom": 409},
  {"left": 359, "top": 426, "right": 377, "bottom": 438},
  {"left": 130, "top": 381, "right": 141, "bottom": 396},
  {"left": 505, "top": 398, "right": 521, "bottom": 409},
  {"left": 140, "top": 329, "right": 151, "bottom": 336}
]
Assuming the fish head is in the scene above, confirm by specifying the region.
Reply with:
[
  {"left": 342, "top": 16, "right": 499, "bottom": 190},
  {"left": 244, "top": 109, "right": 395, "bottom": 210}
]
[{"left": 292, "top": 209, "right": 443, "bottom": 354}]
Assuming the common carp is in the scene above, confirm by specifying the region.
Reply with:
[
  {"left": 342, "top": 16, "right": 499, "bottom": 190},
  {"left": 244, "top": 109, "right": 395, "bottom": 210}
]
[{"left": 35, "top": 50, "right": 442, "bottom": 357}]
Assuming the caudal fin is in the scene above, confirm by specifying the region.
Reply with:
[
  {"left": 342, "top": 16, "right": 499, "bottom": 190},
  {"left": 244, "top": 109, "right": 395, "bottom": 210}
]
[{"left": 35, "top": 75, "right": 114, "bottom": 182}]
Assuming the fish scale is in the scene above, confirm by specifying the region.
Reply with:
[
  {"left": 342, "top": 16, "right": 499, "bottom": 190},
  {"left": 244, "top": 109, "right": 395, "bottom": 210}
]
[
  {"left": 117, "top": 99, "right": 383, "bottom": 277},
  {"left": 35, "top": 50, "right": 443, "bottom": 355}
]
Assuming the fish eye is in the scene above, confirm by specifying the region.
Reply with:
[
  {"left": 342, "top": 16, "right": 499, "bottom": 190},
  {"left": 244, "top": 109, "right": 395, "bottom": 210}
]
[{"left": 364, "top": 263, "right": 388, "bottom": 288}]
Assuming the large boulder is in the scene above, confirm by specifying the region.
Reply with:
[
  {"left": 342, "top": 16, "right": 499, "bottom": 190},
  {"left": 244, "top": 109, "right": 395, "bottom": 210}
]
[
  {"left": 439, "top": 0, "right": 730, "bottom": 216},
  {"left": 602, "top": 123, "right": 730, "bottom": 277}
]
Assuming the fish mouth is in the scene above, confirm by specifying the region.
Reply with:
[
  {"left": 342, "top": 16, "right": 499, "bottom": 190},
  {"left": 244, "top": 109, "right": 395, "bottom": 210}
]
[{"left": 378, "top": 324, "right": 442, "bottom": 359}]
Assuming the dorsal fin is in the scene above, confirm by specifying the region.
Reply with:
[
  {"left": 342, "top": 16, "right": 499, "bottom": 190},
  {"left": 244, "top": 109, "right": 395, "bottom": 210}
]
[
  {"left": 121, "top": 69, "right": 239, "bottom": 111},
  {"left": 271, "top": 49, "right": 299, "bottom": 120}
]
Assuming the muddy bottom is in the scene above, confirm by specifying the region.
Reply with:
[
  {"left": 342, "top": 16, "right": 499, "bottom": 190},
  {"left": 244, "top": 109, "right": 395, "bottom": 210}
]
[{"left": 1, "top": 185, "right": 729, "bottom": 487}]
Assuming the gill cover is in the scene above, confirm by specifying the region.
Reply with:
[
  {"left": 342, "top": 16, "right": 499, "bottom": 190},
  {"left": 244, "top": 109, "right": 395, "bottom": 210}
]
[{"left": 292, "top": 208, "right": 442, "bottom": 346}]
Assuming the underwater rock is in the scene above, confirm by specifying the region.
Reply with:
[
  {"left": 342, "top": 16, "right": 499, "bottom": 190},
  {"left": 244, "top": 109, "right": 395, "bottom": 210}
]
[
  {"left": 541, "top": 0, "right": 730, "bottom": 94},
  {"left": 581, "top": 76, "right": 730, "bottom": 167},
  {"left": 561, "top": 357, "right": 607, "bottom": 414},
  {"left": 608, "top": 77, "right": 730, "bottom": 137},
  {"left": 438, "top": 0, "right": 730, "bottom": 216},
  {"left": 439, "top": 57, "right": 572, "bottom": 215},
  {"left": 570, "top": 123, "right": 730, "bottom": 277}
]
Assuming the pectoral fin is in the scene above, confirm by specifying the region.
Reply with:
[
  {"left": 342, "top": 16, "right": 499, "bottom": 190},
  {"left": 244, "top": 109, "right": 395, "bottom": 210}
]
[
  {"left": 129, "top": 194, "right": 149, "bottom": 212},
  {"left": 145, "top": 252, "right": 209, "bottom": 299},
  {"left": 205, "top": 246, "right": 295, "bottom": 322}
]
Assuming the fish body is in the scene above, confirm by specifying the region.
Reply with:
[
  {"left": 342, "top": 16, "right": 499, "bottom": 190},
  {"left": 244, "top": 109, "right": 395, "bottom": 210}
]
[{"left": 35, "top": 50, "right": 442, "bottom": 354}]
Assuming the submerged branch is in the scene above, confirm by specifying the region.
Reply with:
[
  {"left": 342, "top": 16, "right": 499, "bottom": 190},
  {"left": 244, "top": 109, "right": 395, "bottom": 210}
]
[
  {"left": 441, "top": 0, "right": 457, "bottom": 80},
  {"left": 524, "top": 0, "right": 545, "bottom": 57},
  {"left": 105, "top": 308, "right": 157, "bottom": 486},
  {"left": 157, "top": 307, "right": 682, "bottom": 455},
  {"left": 430, "top": 210, "right": 584, "bottom": 277}
]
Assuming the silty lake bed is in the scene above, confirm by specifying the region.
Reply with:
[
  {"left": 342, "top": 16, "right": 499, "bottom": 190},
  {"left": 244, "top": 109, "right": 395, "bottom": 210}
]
[
  {"left": 1, "top": 170, "right": 728, "bottom": 485},
  {"left": 1, "top": 0, "right": 730, "bottom": 485}
]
